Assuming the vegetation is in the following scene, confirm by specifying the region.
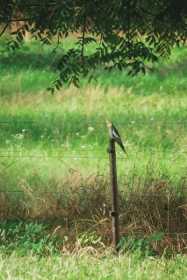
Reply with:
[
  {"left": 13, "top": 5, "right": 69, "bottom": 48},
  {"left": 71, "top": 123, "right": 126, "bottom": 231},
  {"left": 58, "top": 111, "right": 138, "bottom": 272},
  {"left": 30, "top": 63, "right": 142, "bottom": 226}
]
[
  {"left": 0, "top": 38, "right": 187, "bottom": 277},
  {"left": 0, "top": 252, "right": 187, "bottom": 280},
  {"left": 0, "top": 221, "right": 187, "bottom": 279},
  {"left": 0, "top": 1, "right": 187, "bottom": 89},
  {"left": 0, "top": 38, "right": 187, "bottom": 231}
]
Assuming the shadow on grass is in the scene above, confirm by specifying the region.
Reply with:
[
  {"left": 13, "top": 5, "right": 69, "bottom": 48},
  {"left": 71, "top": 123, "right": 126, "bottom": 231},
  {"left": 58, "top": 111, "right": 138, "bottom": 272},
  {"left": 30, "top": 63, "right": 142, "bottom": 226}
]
[
  {"left": 0, "top": 43, "right": 186, "bottom": 82},
  {"left": 0, "top": 50, "right": 60, "bottom": 72}
]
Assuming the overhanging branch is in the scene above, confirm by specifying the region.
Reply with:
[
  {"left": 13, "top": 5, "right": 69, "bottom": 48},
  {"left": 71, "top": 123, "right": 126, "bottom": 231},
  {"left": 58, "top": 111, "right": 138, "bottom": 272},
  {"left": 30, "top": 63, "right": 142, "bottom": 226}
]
[{"left": 0, "top": 23, "right": 9, "bottom": 37}]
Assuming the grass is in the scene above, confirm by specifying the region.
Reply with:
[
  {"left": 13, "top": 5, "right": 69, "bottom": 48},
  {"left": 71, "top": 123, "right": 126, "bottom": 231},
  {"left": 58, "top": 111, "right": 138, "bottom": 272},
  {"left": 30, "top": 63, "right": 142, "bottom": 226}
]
[
  {"left": 0, "top": 222, "right": 187, "bottom": 279},
  {"left": 0, "top": 221, "right": 187, "bottom": 279},
  {"left": 0, "top": 38, "right": 187, "bottom": 274},
  {"left": 0, "top": 252, "right": 187, "bottom": 280}
]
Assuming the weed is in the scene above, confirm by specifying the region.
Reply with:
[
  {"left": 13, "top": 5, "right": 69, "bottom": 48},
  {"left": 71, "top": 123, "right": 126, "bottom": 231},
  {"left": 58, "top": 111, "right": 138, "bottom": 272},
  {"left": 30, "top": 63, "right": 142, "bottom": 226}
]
[{"left": 0, "top": 221, "right": 63, "bottom": 256}]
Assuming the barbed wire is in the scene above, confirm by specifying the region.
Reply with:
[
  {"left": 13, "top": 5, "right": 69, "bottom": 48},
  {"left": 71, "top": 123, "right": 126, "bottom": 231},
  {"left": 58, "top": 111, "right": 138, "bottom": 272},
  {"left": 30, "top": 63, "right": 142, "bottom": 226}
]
[
  {"left": 0, "top": 149, "right": 124, "bottom": 160},
  {"left": 0, "top": 153, "right": 186, "bottom": 160},
  {"left": 126, "top": 232, "right": 187, "bottom": 236},
  {"left": 0, "top": 118, "right": 186, "bottom": 236},
  {"left": 0, "top": 213, "right": 186, "bottom": 236},
  {"left": 0, "top": 120, "right": 187, "bottom": 126},
  {"left": 0, "top": 120, "right": 34, "bottom": 123},
  {"left": 0, "top": 154, "right": 115, "bottom": 159},
  {"left": 0, "top": 190, "right": 186, "bottom": 194}
]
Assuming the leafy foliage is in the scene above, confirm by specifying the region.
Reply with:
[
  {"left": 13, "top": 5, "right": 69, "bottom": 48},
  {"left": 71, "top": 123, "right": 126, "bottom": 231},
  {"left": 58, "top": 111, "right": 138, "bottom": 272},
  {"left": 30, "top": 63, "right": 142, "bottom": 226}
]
[
  {"left": 118, "top": 232, "right": 165, "bottom": 256},
  {"left": 0, "top": 1, "right": 187, "bottom": 90},
  {"left": 0, "top": 221, "right": 62, "bottom": 256}
]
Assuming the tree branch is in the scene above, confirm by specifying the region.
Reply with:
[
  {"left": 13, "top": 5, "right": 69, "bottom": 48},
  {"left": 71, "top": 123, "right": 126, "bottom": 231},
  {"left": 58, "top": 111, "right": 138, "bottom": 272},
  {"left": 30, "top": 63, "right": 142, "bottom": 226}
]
[
  {"left": 81, "top": 2, "right": 87, "bottom": 67},
  {"left": 81, "top": 15, "right": 86, "bottom": 63},
  {"left": 0, "top": 23, "right": 9, "bottom": 37},
  {"left": 0, "top": 17, "right": 35, "bottom": 23}
]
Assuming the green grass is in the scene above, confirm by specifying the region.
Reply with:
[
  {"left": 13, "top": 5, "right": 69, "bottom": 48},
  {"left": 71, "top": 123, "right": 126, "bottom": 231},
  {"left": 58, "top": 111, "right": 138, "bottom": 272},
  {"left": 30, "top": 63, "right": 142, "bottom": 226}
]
[
  {"left": 0, "top": 37, "right": 187, "bottom": 279},
  {"left": 0, "top": 38, "right": 187, "bottom": 251},
  {"left": 0, "top": 221, "right": 186, "bottom": 280},
  {"left": 0, "top": 252, "right": 187, "bottom": 280},
  {"left": 0, "top": 39, "right": 186, "bottom": 206}
]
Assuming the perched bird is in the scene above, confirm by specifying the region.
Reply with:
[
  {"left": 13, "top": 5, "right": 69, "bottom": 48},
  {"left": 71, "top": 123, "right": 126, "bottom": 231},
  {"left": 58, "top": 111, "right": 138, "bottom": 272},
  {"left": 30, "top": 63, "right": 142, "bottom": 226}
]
[{"left": 106, "top": 121, "right": 127, "bottom": 154}]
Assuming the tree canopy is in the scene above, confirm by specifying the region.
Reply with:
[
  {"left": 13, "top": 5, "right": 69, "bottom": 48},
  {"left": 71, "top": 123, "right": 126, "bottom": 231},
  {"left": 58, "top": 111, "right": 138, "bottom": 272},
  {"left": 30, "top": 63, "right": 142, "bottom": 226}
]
[{"left": 0, "top": 0, "right": 187, "bottom": 91}]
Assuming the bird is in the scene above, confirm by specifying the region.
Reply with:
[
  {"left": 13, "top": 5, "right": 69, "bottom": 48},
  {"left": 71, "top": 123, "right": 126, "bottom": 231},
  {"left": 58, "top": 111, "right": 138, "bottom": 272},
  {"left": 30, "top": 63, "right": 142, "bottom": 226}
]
[{"left": 106, "top": 121, "right": 127, "bottom": 154}]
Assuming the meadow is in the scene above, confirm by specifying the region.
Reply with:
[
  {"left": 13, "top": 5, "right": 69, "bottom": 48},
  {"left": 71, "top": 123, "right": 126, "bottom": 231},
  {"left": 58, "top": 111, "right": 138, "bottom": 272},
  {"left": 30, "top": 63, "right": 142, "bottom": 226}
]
[
  {"left": 0, "top": 252, "right": 187, "bottom": 280},
  {"left": 0, "top": 37, "right": 187, "bottom": 278}
]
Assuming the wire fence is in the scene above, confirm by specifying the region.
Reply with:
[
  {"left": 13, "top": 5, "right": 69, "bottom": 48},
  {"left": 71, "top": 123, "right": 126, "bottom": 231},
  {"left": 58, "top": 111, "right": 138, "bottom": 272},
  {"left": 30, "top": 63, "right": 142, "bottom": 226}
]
[
  {"left": 0, "top": 119, "right": 186, "bottom": 165},
  {"left": 0, "top": 119, "right": 187, "bottom": 124},
  {"left": 0, "top": 118, "right": 186, "bottom": 179},
  {"left": 0, "top": 189, "right": 187, "bottom": 239},
  {"left": 0, "top": 119, "right": 187, "bottom": 135},
  {"left": 0, "top": 119, "right": 187, "bottom": 241}
]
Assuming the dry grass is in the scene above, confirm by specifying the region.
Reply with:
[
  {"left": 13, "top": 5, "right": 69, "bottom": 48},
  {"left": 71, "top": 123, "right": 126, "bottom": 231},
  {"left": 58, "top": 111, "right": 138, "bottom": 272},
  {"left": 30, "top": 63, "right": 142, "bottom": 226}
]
[{"left": 0, "top": 172, "right": 186, "bottom": 254}]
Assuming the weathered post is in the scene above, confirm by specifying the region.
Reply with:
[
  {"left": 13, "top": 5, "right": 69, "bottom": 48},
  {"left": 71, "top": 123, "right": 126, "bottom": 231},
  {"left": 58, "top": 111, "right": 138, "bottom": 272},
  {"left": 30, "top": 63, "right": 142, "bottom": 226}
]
[
  {"left": 108, "top": 137, "right": 120, "bottom": 250},
  {"left": 107, "top": 121, "right": 126, "bottom": 251}
]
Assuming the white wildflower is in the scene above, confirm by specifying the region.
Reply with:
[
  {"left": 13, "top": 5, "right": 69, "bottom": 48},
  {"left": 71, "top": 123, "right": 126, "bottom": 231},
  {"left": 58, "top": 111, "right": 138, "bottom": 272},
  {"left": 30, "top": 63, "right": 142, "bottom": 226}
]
[
  {"left": 14, "top": 133, "right": 24, "bottom": 140},
  {"left": 88, "top": 126, "right": 94, "bottom": 132}
]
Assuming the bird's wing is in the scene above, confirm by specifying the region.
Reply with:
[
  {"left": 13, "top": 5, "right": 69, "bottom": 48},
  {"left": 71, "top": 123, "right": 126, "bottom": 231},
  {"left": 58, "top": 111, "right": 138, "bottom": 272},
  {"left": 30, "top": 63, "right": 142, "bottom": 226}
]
[
  {"left": 111, "top": 124, "right": 121, "bottom": 140},
  {"left": 116, "top": 137, "right": 126, "bottom": 153},
  {"left": 111, "top": 124, "right": 127, "bottom": 154}
]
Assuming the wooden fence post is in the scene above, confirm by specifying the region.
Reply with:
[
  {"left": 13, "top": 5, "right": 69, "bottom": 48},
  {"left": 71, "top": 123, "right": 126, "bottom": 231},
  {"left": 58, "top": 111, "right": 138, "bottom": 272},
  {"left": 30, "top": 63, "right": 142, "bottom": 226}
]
[{"left": 108, "top": 137, "right": 120, "bottom": 251}]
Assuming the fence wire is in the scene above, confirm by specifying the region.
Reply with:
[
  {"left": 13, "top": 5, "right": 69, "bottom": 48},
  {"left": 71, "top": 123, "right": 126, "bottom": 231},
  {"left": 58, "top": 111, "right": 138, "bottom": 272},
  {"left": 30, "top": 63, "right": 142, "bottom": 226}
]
[
  {"left": 0, "top": 120, "right": 187, "bottom": 238},
  {"left": 0, "top": 120, "right": 187, "bottom": 124}
]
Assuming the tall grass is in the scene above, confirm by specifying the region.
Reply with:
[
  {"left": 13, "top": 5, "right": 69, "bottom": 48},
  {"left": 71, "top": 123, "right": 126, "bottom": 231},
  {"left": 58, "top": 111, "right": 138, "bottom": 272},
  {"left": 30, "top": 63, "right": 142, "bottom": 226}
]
[
  {"left": 0, "top": 38, "right": 187, "bottom": 252},
  {"left": 0, "top": 252, "right": 187, "bottom": 279}
]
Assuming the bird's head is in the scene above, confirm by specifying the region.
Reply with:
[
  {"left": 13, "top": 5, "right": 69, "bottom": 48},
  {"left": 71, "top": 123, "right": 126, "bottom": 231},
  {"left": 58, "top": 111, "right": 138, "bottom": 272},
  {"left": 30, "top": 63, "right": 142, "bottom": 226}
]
[{"left": 106, "top": 120, "right": 112, "bottom": 129}]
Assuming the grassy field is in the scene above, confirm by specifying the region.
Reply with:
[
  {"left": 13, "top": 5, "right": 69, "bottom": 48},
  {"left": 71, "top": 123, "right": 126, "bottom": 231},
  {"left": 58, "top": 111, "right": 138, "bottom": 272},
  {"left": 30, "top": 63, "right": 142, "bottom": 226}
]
[
  {"left": 0, "top": 38, "right": 187, "bottom": 277},
  {"left": 0, "top": 252, "right": 187, "bottom": 280}
]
